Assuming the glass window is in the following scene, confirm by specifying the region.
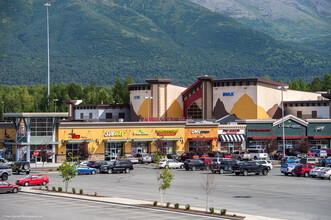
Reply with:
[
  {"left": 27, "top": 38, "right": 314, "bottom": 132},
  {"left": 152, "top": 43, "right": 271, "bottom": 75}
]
[
  {"left": 30, "top": 118, "right": 53, "bottom": 136},
  {"left": 187, "top": 98, "right": 202, "bottom": 119},
  {"left": 89, "top": 113, "right": 93, "bottom": 119},
  {"left": 106, "top": 113, "right": 112, "bottom": 119},
  {"left": 131, "top": 142, "right": 148, "bottom": 155},
  {"left": 80, "top": 113, "right": 84, "bottom": 119},
  {"left": 66, "top": 144, "right": 78, "bottom": 159},
  {"left": 30, "top": 145, "right": 53, "bottom": 163},
  {"left": 119, "top": 113, "right": 125, "bottom": 119},
  {"left": 105, "top": 142, "right": 123, "bottom": 161}
]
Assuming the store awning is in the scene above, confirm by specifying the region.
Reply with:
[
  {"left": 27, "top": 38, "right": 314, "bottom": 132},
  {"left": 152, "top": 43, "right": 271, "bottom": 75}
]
[
  {"left": 133, "top": 139, "right": 158, "bottom": 142},
  {"left": 4, "top": 142, "right": 62, "bottom": 145},
  {"left": 219, "top": 134, "right": 246, "bottom": 142},
  {"left": 66, "top": 140, "right": 94, "bottom": 143},
  {"left": 106, "top": 139, "right": 132, "bottom": 143},
  {"left": 160, "top": 138, "right": 183, "bottom": 141},
  {"left": 189, "top": 138, "right": 218, "bottom": 141}
]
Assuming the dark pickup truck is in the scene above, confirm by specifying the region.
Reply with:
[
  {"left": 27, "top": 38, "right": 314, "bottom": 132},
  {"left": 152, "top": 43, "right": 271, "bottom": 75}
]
[
  {"left": 233, "top": 161, "right": 269, "bottom": 176},
  {"left": 210, "top": 159, "right": 239, "bottom": 174}
]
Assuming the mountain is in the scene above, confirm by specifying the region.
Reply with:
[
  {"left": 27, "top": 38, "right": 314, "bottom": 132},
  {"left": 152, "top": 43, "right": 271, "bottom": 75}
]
[
  {"left": 190, "top": 0, "right": 331, "bottom": 53},
  {"left": 0, "top": 0, "right": 330, "bottom": 86}
]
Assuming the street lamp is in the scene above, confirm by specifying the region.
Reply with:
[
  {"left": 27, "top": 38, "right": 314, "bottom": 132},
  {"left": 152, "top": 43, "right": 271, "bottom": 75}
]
[
  {"left": 144, "top": 97, "right": 153, "bottom": 121},
  {"left": 53, "top": 99, "right": 58, "bottom": 112},
  {"left": 277, "top": 85, "right": 289, "bottom": 159},
  {"left": 45, "top": 3, "right": 51, "bottom": 107}
]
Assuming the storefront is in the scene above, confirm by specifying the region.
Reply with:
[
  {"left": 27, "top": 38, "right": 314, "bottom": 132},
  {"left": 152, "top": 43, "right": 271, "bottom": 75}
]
[
  {"left": 307, "top": 119, "right": 331, "bottom": 149},
  {"left": 218, "top": 125, "right": 246, "bottom": 152},
  {"left": 184, "top": 123, "right": 219, "bottom": 154}
]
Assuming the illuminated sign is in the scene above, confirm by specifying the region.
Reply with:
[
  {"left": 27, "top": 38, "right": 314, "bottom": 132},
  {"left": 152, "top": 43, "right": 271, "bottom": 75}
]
[
  {"left": 314, "top": 126, "right": 325, "bottom": 132},
  {"left": 191, "top": 130, "right": 210, "bottom": 134},
  {"left": 133, "top": 129, "right": 150, "bottom": 135},
  {"left": 278, "top": 124, "right": 301, "bottom": 129},
  {"left": 155, "top": 130, "right": 178, "bottom": 136},
  {"left": 72, "top": 135, "right": 80, "bottom": 139},
  {"left": 223, "top": 92, "right": 234, "bottom": 96},
  {"left": 104, "top": 131, "right": 126, "bottom": 137}
]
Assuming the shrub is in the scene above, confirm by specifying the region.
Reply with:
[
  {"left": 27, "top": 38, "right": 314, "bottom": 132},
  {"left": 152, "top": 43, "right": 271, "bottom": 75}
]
[
  {"left": 94, "top": 192, "right": 97, "bottom": 196},
  {"left": 233, "top": 214, "right": 236, "bottom": 217},
  {"left": 185, "top": 204, "right": 190, "bottom": 210},
  {"left": 153, "top": 201, "right": 158, "bottom": 206},
  {"left": 79, "top": 189, "right": 83, "bottom": 195},
  {"left": 45, "top": 186, "right": 49, "bottom": 190},
  {"left": 58, "top": 187, "right": 63, "bottom": 192},
  {"left": 48, "top": 168, "right": 53, "bottom": 171},
  {"left": 52, "top": 186, "right": 56, "bottom": 191},
  {"left": 166, "top": 202, "right": 171, "bottom": 208},
  {"left": 209, "top": 207, "right": 214, "bottom": 214},
  {"left": 220, "top": 209, "right": 227, "bottom": 215},
  {"left": 72, "top": 188, "right": 76, "bottom": 194},
  {"left": 174, "top": 203, "right": 179, "bottom": 209}
]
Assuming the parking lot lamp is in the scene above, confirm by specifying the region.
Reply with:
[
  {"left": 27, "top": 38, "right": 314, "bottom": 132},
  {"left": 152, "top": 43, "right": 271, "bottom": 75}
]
[{"left": 277, "top": 85, "right": 289, "bottom": 158}]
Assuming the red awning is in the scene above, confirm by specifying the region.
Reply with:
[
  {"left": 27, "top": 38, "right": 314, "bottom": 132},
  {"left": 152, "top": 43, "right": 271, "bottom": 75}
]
[
  {"left": 189, "top": 138, "right": 217, "bottom": 141},
  {"left": 312, "top": 136, "right": 331, "bottom": 139},
  {"left": 250, "top": 137, "right": 277, "bottom": 140}
]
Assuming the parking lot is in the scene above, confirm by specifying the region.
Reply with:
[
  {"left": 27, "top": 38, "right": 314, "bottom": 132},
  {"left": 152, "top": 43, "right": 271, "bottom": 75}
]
[{"left": 4, "top": 164, "right": 331, "bottom": 220}]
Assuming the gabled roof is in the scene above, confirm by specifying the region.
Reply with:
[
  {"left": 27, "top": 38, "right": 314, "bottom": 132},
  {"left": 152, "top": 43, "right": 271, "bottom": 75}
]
[
  {"left": 273, "top": 114, "right": 308, "bottom": 127},
  {"left": 181, "top": 80, "right": 201, "bottom": 96}
]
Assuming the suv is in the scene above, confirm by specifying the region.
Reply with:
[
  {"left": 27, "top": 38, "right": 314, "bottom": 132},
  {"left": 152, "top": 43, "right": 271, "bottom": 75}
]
[
  {"left": 293, "top": 164, "right": 316, "bottom": 177},
  {"left": 233, "top": 161, "right": 269, "bottom": 176},
  {"left": 99, "top": 160, "right": 133, "bottom": 174},
  {"left": 254, "top": 160, "right": 273, "bottom": 170},
  {"left": 299, "top": 158, "right": 319, "bottom": 165},
  {"left": 11, "top": 161, "right": 30, "bottom": 174},
  {"left": 231, "top": 151, "right": 251, "bottom": 161},
  {"left": 210, "top": 159, "right": 239, "bottom": 174},
  {"left": 280, "top": 163, "right": 298, "bottom": 176},
  {"left": 183, "top": 159, "right": 206, "bottom": 171}
]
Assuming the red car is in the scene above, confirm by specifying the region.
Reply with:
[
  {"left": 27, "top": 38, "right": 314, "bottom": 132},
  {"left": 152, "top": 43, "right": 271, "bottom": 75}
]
[
  {"left": 293, "top": 164, "right": 316, "bottom": 177},
  {"left": 0, "top": 181, "right": 21, "bottom": 193},
  {"left": 16, "top": 174, "right": 49, "bottom": 186},
  {"left": 199, "top": 157, "right": 214, "bottom": 164},
  {"left": 222, "top": 153, "right": 232, "bottom": 158}
]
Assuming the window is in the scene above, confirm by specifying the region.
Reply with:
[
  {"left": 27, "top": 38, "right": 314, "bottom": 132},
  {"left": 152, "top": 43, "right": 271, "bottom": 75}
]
[
  {"left": 80, "top": 113, "right": 83, "bottom": 119},
  {"left": 297, "top": 111, "right": 302, "bottom": 118},
  {"left": 89, "top": 113, "right": 92, "bottom": 119},
  {"left": 134, "top": 96, "right": 140, "bottom": 99},
  {"left": 66, "top": 144, "right": 78, "bottom": 159},
  {"left": 30, "top": 118, "right": 53, "bottom": 136},
  {"left": 106, "top": 113, "right": 112, "bottom": 119},
  {"left": 187, "top": 98, "right": 202, "bottom": 119},
  {"left": 312, "top": 111, "right": 317, "bottom": 118},
  {"left": 119, "top": 113, "right": 125, "bottom": 119}
]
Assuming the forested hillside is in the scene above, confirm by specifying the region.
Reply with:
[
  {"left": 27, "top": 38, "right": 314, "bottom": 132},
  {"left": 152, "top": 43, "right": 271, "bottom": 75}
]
[{"left": 0, "top": 0, "right": 330, "bottom": 86}]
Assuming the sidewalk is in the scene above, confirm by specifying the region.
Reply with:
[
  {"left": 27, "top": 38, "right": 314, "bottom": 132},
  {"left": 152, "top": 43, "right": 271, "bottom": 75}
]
[{"left": 22, "top": 188, "right": 284, "bottom": 220}]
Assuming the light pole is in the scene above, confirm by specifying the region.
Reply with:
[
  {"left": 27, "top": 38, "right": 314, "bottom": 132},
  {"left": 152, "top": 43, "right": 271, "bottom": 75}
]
[
  {"left": 45, "top": 3, "right": 51, "bottom": 107},
  {"left": 144, "top": 97, "right": 153, "bottom": 121},
  {"left": 277, "top": 85, "right": 289, "bottom": 158},
  {"left": 53, "top": 99, "right": 58, "bottom": 112}
]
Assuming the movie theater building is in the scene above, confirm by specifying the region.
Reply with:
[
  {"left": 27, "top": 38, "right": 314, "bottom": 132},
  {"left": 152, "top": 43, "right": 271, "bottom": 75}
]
[{"left": 56, "top": 121, "right": 186, "bottom": 162}]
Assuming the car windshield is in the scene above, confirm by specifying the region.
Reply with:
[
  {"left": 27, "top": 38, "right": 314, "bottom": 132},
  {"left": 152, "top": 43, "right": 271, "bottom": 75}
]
[
  {"left": 25, "top": 175, "right": 32, "bottom": 179},
  {"left": 108, "top": 161, "right": 115, "bottom": 165}
]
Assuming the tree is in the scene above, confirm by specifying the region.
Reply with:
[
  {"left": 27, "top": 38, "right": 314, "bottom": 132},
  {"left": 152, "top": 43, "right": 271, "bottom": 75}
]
[
  {"left": 123, "top": 77, "right": 134, "bottom": 104},
  {"left": 112, "top": 78, "right": 124, "bottom": 104},
  {"left": 58, "top": 152, "right": 79, "bottom": 192},
  {"left": 263, "top": 137, "right": 278, "bottom": 158},
  {"left": 77, "top": 141, "right": 91, "bottom": 161},
  {"left": 38, "top": 144, "right": 54, "bottom": 169},
  {"left": 201, "top": 173, "right": 216, "bottom": 212},
  {"left": 294, "top": 138, "right": 310, "bottom": 154},
  {"left": 158, "top": 166, "right": 174, "bottom": 206}
]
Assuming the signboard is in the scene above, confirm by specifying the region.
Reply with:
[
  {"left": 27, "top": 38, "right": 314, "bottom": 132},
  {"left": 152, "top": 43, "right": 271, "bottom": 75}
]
[
  {"left": 248, "top": 129, "right": 272, "bottom": 132},
  {"left": 155, "top": 130, "right": 178, "bottom": 136},
  {"left": 191, "top": 130, "right": 210, "bottom": 134},
  {"left": 314, "top": 126, "right": 325, "bottom": 132},
  {"left": 278, "top": 124, "right": 301, "bottom": 129},
  {"left": 105, "top": 131, "right": 126, "bottom": 137},
  {"left": 72, "top": 134, "right": 80, "bottom": 139},
  {"left": 223, "top": 92, "right": 234, "bottom": 96},
  {"left": 133, "top": 129, "right": 150, "bottom": 135},
  {"left": 33, "top": 151, "right": 39, "bottom": 157}
]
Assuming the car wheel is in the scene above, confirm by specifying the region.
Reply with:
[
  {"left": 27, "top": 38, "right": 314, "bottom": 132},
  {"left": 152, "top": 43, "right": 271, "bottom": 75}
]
[
  {"left": 235, "top": 172, "right": 240, "bottom": 176},
  {"left": 17, "top": 170, "right": 20, "bottom": 175},
  {"left": 1, "top": 173, "right": 8, "bottom": 181},
  {"left": 12, "top": 187, "right": 18, "bottom": 193},
  {"left": 284, "top": 173, "right": 288, "bottom": 176},
  {"left": 91, "top": 170, "right": 96, "bottom": 175},
  {"left": 108, "top": 169, "right": 113, "bottom": 174},
  {"left": 262, "top": 170, "right": 268, "bottom": 176},
  {"left": 24, "top": 182, "right": 29, "bottom": 186},
  {"left": 125, "top": 168, "right": 130, "bottom": 173},
  {"left": 192, "top": 166, "right": 196, "bottom": 171},
  {"left": 304, "top": 172, "right": 309, "bottom": 178},
  {"left": 185, "top": 168, "right": 189, "bottom": 171},
  {"left": 42, "top": 181, "right": 47, "bottom": 186},
  {"left": 329, "top": 175, "right": 331, "bottom": 180},
  {"left": 291, "top": 171, "right": 294, "bottom": 176},
  {"left": 220, "top": 168, "right": 224, "bottom": 174},
  {"left": 180, "top": 165, "right": 183, "bottom": 169},
  {"left": 243, "top": 170, "right": 248, "bottom": 176},
  {"left": 26, "top": 171, "right": 30, "bottom": 174}
]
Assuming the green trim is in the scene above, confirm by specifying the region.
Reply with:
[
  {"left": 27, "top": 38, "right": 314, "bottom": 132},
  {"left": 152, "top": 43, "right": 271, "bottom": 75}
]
[
  {"left": 66, "top": 140, "right": 94, "bottom": 143},
  {"left": 132, "top": 139, "right": 157, "bottom": 142},
  {"left": 106, "top": 139, "right": 132, "bottom": 143}
]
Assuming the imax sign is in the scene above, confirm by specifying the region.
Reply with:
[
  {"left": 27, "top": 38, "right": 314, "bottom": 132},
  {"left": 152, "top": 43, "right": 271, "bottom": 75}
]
[{"left": 223, "top": 92, "right": 234, "bottom": 96}]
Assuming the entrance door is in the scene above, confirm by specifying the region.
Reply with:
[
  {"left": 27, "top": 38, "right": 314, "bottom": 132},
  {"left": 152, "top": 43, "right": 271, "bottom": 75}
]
[
  {"left": 137, "top": 148, "right": 142, "bottom": 155},
  {"left": 110, "top": 148, "right": 117, "bottom": 160},
  {"left": 229, "top": 142, "right": 234, "bottom": 153}
]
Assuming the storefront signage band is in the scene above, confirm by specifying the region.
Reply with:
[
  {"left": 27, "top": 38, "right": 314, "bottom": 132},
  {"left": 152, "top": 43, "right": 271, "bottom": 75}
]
[
  {"left": 133, "top": 129, "right": 150, "bottom": 135},
  {"left": 104, "top": 131, "right": 126, "bottom": 137},
  {"left": 278, "top": 124, "right": 301, "bottom": 129},
  {"left": 249, "top": 129, "right": 271, "bottom": 132},
  {"left": 191, "top": 130, "right": 210, "bottom": 134},
  {"left": 155, "top": 130, "right": 178, "bottom": 136}
]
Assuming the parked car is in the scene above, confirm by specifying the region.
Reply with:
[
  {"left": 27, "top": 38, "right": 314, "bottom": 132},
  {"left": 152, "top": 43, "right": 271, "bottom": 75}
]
[
  {"left": 313, "top": 149, "right": 327, "bottom": 158},
  {"left": 199, "top": 157, "right": 214, "bottom": 164},
  {"left": 293, "top": 164, "right": 316, "bottom": 177},
  {"left": 274, "top": 152, "right": 286, "bottom": 160},
  {"left": 326, "top": 158, "right": 331, "bottom": 166},
  {"left": 299, "top": 157, "right": 320, "bottom": 165},
  {"left": 233, "top": 161, "right": 269, "bottom": 176},
  {"left": 249, "top": 150, "right": 268, "bottom": 160},
  {"left": 180, "top": 152, "right": 199, "bottom": 161},
  {"left": 222, "top": 153, "right": 232, "bottom": 158},
  {"left": 0, "top": 166, "right": 12, "bottom": 180},
  {"left": 231, "top": 151, "right": 251, "bottom": 161},
  {"left": 281, "top": 163, "right": 298, "bottom": 176},
  {"left": 11, "top": 161, "right": 30, "bottom": 174},
  {"left": 281, "top": 156, "right": 297, "bottom": 164},
  {"left": 254, "top": 160, "right": 273, "bottom": 170},
  {"left": 317, "top": 167, "right": 331, "bottom": 180},
  {"left": 210, "top": 159, "right": 239, "bottom": 174},
  {"left": 100, "top": 160, "right": 133, "bottom": 174},
  {"left": 0, "top": 181, "right": 21, "bottom": 193},
  {"left": 183, "top": 159, "right": 207, "bottom": 171},
  {"left": 16, "top": 174, "right": 49, "bottom": 186},
  {"left": 75, "top": 165, "right": 98, "bottom": 175},
  {"left": 309, "top": 167, "right": 324, "bottom": 178},
  {"left": 166, "top": 154, "right": 179, "bottom": 160},
  {"left": 127, "top": 155, "right": 139, "bottom": 164},
  {"left": 325, "top": 148, "right": 331, "bottom": 157},
  {"left": 139, "top": 154, "right": 153, "bottom": 163},
  {"left": 87, "top": 161, "right": 108, "bottom": 170},
  {"left": 159, "top": 159, "right": 184, "bottom": 169}
]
